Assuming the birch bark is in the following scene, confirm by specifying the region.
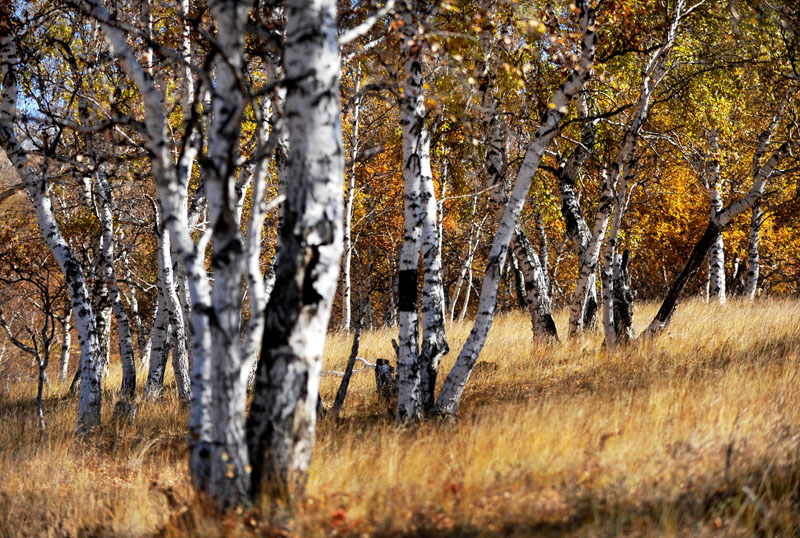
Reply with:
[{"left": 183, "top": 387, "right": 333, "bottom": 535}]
[
  {"left": 744, "top": 200, "right": 761, "bottom": 299},
  {"left": 742, "top": 110, "right": 781, "bottom": 299},
  {"left": 575, "top": 1, "right": 684, "bottom": 340},
  {"left": 705, "top": 129, "right": 726, "bottom": 303},
  {"left": 247, "top": 0, "right": 343, "bottom": 499},
  {"left": 394, "top": 0, "right": 449, "bottom": 420},
  {"left": 86, "top": 0, "right": 252, "bottom": 505},
  {"left": 59, "top": 313, "right": 72, "bottom": 380},
  {"left": 479, "top": 64, "right": 557, "bottom": 339}
]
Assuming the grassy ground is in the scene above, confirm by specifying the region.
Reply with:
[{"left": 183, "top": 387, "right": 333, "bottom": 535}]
[{"left": 2, "top": 297, "right": 800, "bottom": 536}]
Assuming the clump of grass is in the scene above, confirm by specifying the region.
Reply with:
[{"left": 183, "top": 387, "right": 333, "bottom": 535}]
[{"left": 2, "top": 297, "right": 800, "bottom": 536}]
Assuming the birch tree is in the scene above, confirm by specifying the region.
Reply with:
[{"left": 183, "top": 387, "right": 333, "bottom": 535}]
[
  {"left": 83, "top": 0, "right": 255, "bottom": 505},
  {"left": 704, "top": 129, "right": 726, "bottom": 303},
  {"left": 0, "top": 22, "right": 104, "bottom": 433},
  {"left": 435, "top": 0, "right": 595, "bottom": 416},
  {"left": 394, "top": 0, "right": 449, "bottom": 420},
  {"left": 743, "top": 107, "right": 783, "bottom": 299},
  {"left": 573, "top": 0, "right": 690, "bottom": 344},
  {"left": 247, "top": 0, "right": 344, "bottom": 498},
  {"left": 645, "top": 135, "right": 793, "bottom": 336},
  {"left": 477, "top": 24, "right": 558, "bottom": 340}
]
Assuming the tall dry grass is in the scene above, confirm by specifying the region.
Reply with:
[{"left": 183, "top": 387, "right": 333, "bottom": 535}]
[{"left": 2, "top": 297, "right": 800, "bottom": 536}]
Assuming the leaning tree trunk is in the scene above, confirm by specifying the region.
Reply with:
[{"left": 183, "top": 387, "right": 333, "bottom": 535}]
[
  {"left": 247, "top": 0, "right": 343, "bottom": 500},
  {"left": 572, "top": 0, "right": 685, "bottom": 337},
  {"left": 556, "top": 92, "right": 597, "bottom": 332},
  {"left": 0, "top": 30, "right": 103, "bottom": 432},
  {"left": 434, "top": 0, "right": 595, "bottom": 416},
  {"left": 645, "top": 141, "right": 790, "bottom": 336},
  {"left": 479, "top": 59, "right": 557, "bottom": 339}
]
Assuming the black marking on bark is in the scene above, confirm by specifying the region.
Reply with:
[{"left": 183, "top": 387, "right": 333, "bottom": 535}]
[{"left": 397, "top": 269, "right": 418, "bottom": 312}]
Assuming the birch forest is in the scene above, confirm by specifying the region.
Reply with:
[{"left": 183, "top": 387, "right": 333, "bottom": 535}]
[{"left": 1, "top": 0, "right": 800, "bottom": 534}]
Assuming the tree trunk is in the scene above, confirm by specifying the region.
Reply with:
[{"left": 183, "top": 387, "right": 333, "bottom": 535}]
[
  {"left": 705, "top": 129, "right": 726, "bottom": 303},
  {"left": 341, "top": 67, "right": 362, "bottom": 332},
  {"left": 479, "top": 59, "right": 557, "bottom": 339},
  {"left": 247, "top": 0, "right": 343, "bottom": 500},
  {"left": 394, "top": 0, "right": 429, "bottom": 421},
  {"left": 59, "top": 313, "right": 72, "bottom": 380},
  {"left": 434, "top": 0, "right": 595, "bottom": 416},
  {"left": 612, "top": 250, "right": 634, "bottom": 344},
  {"left": 93, "top": 161, "right": 137, "bottom": 403},
  {"left": 744, "top": 198, "right": 762, "bottom": 299}
]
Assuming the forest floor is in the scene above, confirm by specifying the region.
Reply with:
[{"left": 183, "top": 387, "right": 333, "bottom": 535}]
[{"left": 2, "top": 298, "right": 800, "bottom": 537}]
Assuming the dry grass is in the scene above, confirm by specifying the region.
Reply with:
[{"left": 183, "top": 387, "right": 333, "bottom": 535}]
[{"left": 2, "top": 297, "right": 800, "bottom": 536}]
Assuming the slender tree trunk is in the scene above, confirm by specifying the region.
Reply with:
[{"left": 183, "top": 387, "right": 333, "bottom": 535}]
[
  {"left": 555, "top": 93, "right": 596, "bottom": 332},
  {"left": 242, "top": 95, "right": 273, "bottom": 388},
  {"left": 341, "top": 67, "right": 362, "bottom": 332},
  {"left": 435, "top": 0, "right": 595, "bottom": 416},
  {"left": 59, "top": 313, "right": 72, "bottom": 380},
  {"left": 86, "top": 151, "right": 137, "bottom": 404},
  {"left": 705, "top": 129, "right": 726, "bottom": 303},
  {"left": 419, "top": 137, "right": 449, "bottom": 414},
  {"left": 744, "top": 199, "right": 762, "bottom": 299},
  {"left": 120, "top": 251, "right": 148, "bottom": 363},
  {"left": 247, "top": 0, "right": 343, "bottom": 500},
  {"left": 146, "top": 215, "right": 172, "bottom": 398}
]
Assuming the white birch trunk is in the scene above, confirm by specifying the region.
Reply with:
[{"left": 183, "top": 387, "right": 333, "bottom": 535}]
[
  {"left": 744, "top": 200, "right": 761, "bottom": 299},
  {"left": 0, "top": 31, "right": 103, "bottom": 432},
  {"left": 435, "top": 0, "right": 595, "bottom": 416},
  {"left": 394, "top": 1, "right": 426, "bottom": 421},
  {"left": 59, "top": 313, "right": 72, "bottom": 380},
  {"left": 200, "top": 0, "right": 253, "bottom": 505},
  {"left": 571, "top": 1, "right": 684, "bottom": 336},
  {"left": 145, "top": 214, "right": 172, "bottom": 398},
  {"left": 600, "top": 159, "right": 635, "bottom": 347},
  {"left": 241, "top": 94, "right": 273, "bottom": 387},
  {"left": 88, "top": 0, "right": 250, "bottom": 504},
  {"left": 556, "top": 94, "right": 597, "bottom": 330},
  {"left": 95, "top": 164, "right": 137, "bottom": 402},
  {"left": 418, "top": 132, "right": 449, "bottom": 413},
  {"left": 247, "top": 0, "right": 343, "bottom": 499},
  {"left": 480, "top": 53, "right": 556, "bottom": 339},
  {"left": 120, "top": 250, "right": 149, "bottom": 363},
  {"left": 341, "top": 68, "right": 362, "bottom": 332},
  {"left": 705, "top": 129, "right": 726, "bottom": 303},
  {"left": 741, "top": 110, "right": 781, "bottom": 300}
]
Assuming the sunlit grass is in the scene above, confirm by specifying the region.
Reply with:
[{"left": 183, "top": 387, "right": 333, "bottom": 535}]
[{"left": 2, "top": 297, "right": 800, "bottom": 536}]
